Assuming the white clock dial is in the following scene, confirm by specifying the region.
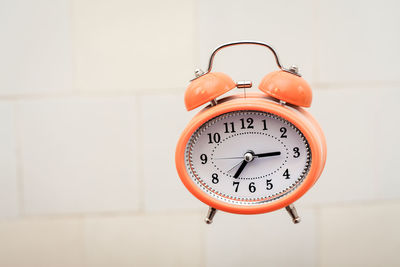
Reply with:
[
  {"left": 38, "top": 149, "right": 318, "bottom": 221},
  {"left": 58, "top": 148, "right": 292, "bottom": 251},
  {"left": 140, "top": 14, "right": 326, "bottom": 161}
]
[{"left": 185, "top": 110, "right": 311, "bottom": 205}]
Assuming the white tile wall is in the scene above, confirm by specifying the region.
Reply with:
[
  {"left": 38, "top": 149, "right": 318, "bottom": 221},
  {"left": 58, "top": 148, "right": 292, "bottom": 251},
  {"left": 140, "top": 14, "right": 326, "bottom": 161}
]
[
  {"left": 205, "top": 208, "right": 317, "bottom": 267},
  {"left": 72, "top": 0, "right": 196, "bottom": 92},
  {"left": 0, "top": 0, "right": 399, "bottom": 266},
  {"left": 0, "top": 102, "right": 18, "bottom": 218},
  {"left": 197, "top": 0, "right": 316, "bottom": 85},
  {"left": 141, "top": 94, "right": 204, "bottom": 212},
  {"left": 0, "top": 0, "right": 73, "bottom": 95},
  {"left": 83, "top": 213, "right": 204, "bottom": 267},
  {"left": 298, "top": 87, "right": 400, "bottom": 205},
  {"left": 298, "top": 88, "right": 377, "bottom": 204},
  {"left": 0, "top": 217, "right": 85, "bottom": 267},
  {"left": 319, "top": 202, "right": 400, "bottom": 267},
  {"left": 373, "top": 88, "right": 400, "bottom": 200},
  {"left": 317, "top": 0, "right": 400, "bottom": 83},
  {"left": 18, "top": 97, "right": 140, "bottom": 214}
]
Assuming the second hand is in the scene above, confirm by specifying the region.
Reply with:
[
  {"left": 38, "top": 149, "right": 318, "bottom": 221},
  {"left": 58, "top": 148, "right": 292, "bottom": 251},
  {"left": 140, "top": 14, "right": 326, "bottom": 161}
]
[
  {"left": 214, "top": 151, "right": 281, "bottom": 160},
  {"left": 214, "top": 156, "right": 244, "bottom": 160},
  {"left": 227, "top": 160, "right": 244, "bottom": 172}
]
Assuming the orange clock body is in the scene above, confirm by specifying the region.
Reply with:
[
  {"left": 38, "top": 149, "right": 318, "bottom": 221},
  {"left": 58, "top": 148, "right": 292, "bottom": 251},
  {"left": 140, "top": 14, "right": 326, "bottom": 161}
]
[{"left": 175, "top": 93, "right": 327, "bottom": 215}]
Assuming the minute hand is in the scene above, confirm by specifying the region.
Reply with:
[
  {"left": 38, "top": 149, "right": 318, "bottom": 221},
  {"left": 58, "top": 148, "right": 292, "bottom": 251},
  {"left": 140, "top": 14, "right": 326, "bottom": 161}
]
[{"left": 255, "top": 151, "right": 281, "bottom": 158}]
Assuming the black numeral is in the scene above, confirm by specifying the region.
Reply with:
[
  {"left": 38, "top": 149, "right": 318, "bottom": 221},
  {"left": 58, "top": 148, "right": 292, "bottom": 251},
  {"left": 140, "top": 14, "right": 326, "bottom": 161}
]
[
  {"left": 293, "top": 147, "right": 300, "bottom": 158},
  {"left": 223, "top": 122, "right": 236, "bottom": 133},
  {"left": 283, "top": 169, "right": 290, "bottom": 179},
  {"left": 240, "top": 118, "right": 254, "bottom": 129},
  {"left": 212, "top": 173, "right": 219, "bottom": 184},
  {"left": 280, "top": 127, "right": 287, "bottom": 138},
  {"left": 249, "top": 182, "right": 256, "bottom": 193},
  {"left": 207, "top": 133, "right": 221, "bottom": 144},
  {"left": 262, "top": 119, "right": 268, "bottom": 130},
  {"left": 233, "top": 181, "right": 240, "bottom": 192},
  {"left": 200, "top": 154, "right": 207, "bottom": 164},
  {"left": 266, "top": 179, "right": 273, "bottom": 190}
]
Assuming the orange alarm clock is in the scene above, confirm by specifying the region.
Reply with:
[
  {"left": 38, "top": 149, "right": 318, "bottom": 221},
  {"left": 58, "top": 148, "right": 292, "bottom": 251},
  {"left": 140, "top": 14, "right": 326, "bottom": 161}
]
[{"left": 175, "top": 41, "right": 327, "bottom": 224}]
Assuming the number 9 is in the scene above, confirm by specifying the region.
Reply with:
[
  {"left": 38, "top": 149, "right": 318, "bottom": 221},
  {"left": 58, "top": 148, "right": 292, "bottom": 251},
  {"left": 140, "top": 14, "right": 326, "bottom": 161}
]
[{"left": 200, "top": 154, "right": 207, "bottom": 164}]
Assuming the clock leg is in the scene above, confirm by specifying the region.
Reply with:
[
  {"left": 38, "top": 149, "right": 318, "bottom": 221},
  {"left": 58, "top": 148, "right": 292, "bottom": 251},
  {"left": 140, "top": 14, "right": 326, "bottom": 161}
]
[
  {"left": 204, "top": 207, "right": 217, "bottom": 224},
  {"left": 285, "top": 204, "right": 301, "bottom": 224}
]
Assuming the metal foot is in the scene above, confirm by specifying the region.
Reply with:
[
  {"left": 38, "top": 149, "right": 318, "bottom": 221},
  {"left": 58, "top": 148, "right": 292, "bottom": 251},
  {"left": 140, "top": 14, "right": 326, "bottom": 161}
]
[
  {"left": 285, "top": 204, "right": 301, "bottom": 224},
  {"left": 204, "top": 207, "right": 217, "bottom": 224}
]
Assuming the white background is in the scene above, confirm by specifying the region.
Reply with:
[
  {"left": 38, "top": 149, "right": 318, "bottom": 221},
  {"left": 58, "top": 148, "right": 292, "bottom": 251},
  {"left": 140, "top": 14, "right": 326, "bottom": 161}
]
[{"left": 0, "top": 0, "right": 399, "bottom": 266}]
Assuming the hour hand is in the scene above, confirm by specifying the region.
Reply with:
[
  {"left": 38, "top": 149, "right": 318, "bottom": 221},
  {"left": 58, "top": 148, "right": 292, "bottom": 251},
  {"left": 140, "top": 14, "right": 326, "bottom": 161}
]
[
  {"left": 254, "top": 151, "right": 281, "bottom": 158},
  {"left": 233, "top": 160, "right": 248, "bottom": 178}
]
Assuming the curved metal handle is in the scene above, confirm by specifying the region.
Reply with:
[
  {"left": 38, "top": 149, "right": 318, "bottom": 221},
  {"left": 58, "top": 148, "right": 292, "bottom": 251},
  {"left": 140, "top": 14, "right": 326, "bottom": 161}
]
[
  {"left": 206, "top": 40, "right": 284, "bottom": 73},
  {"left": 192, "top": 40, "right": 300, "bottom": 81}
]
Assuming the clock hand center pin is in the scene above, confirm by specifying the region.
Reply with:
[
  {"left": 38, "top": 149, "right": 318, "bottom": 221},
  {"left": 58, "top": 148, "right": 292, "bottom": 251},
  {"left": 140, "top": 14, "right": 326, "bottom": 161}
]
[{"left": 233, "top": 151, "right": 254, "bottom": 178}]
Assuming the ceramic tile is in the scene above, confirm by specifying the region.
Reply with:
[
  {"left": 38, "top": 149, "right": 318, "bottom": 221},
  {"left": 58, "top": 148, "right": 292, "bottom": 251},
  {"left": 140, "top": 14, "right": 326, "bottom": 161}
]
[
  {"left": 140, "top": 94, "right": 203, "bottom": 212},
  {"left": 197, "top": 0, "right": 316, "bottom": 85},
  {"left": 298, "top": 88, "right": 378, "bottom": 205},
  {"left": 318, "top": 0, "right": 400, "bottom": 83},
  {"left": 372, "top": 88, "right": 400, "bottom": 200},
  {"left": 19, "top": 96, "right": 140, "bottom": 214},
  {"left": 72, "top": 0, "right": 195, "bottom": 92},
  {"left": 299, "top": 87, "right": 400, "bottom": 205},
  {"left": 205, "top": 208, "right": 317, "bottom": 267},
  {"left": 0, "top": 0, "right": 73, "bottom": 94},
  {"left": 0, "top": 102, "right": 18, "bottom": 218},
  {"left": 319, "top": 202, "right": 400, "bottom": 267},
  {"left": 84, "top": 213, "right": 204, "bottom": 267},
  {"left": 0, "top": 217, "right": 84, "bottom": 267}
]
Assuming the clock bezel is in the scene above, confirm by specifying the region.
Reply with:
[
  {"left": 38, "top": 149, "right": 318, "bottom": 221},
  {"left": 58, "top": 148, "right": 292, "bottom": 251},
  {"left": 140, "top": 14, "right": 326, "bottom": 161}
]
[{"left": 175, "top": 93, "right": 325, "bottom": 214}]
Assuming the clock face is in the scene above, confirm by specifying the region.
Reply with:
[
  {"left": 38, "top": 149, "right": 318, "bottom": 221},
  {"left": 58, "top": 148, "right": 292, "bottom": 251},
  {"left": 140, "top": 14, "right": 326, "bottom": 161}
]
[{"left": 184, "top": 110, "right": 311, "bottom": 205}]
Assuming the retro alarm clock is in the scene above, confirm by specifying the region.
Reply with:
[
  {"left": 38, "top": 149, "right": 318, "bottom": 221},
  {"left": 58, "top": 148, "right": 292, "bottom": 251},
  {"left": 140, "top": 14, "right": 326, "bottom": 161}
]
[{"left": 175, "top": 41, "right": 327, "bottom": 224}]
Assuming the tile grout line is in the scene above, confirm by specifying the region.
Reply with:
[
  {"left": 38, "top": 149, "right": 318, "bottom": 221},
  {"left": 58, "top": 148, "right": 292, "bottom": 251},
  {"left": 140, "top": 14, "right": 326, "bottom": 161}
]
[
  {"left": 193, "top": 0, "right": 200, "bottom": 70},
  {"left": 0, "top": 208, "right": 205, "bottom": 223},
  {"left": 0, "top": 80, "right": 399, "bottom": 102},
  {"left": 314, "top": 206, "right": 322, "bottom": 267},
  {"left": 68, "top": 0, "right": 79, "bottom": 96},
  {"left": 0, "top": 87, "right": 189, "bottom": 100},
  {"left": 79, "top": 215, "right": 88, "bottom": 266},
  {"left": 192, "top": 1, "right": 207, "bottom": 266},
  {"left": 69, "top": 0, "right": 89, "bottom": 264},
  {"left": 135, "top": 94, "right": 146, "bottom": 214},
  {"left": 200, "top": 224, "right": 207, "bottom": 267},
  {"left": 13, "top": 100, "right": 25, "bottom": 217},
  {"left": 312, "top": 0, "right": 320, "bottom": 84}
]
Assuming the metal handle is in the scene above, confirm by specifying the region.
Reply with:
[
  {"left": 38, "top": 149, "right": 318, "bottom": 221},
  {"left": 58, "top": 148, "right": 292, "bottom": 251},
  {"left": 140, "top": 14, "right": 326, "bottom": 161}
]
[
  {"left": 207, "top": 40, "right": 283, "bottom": 73},
  {"left": 192, "top": 40, "right": 300, "bottom": 80}
]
